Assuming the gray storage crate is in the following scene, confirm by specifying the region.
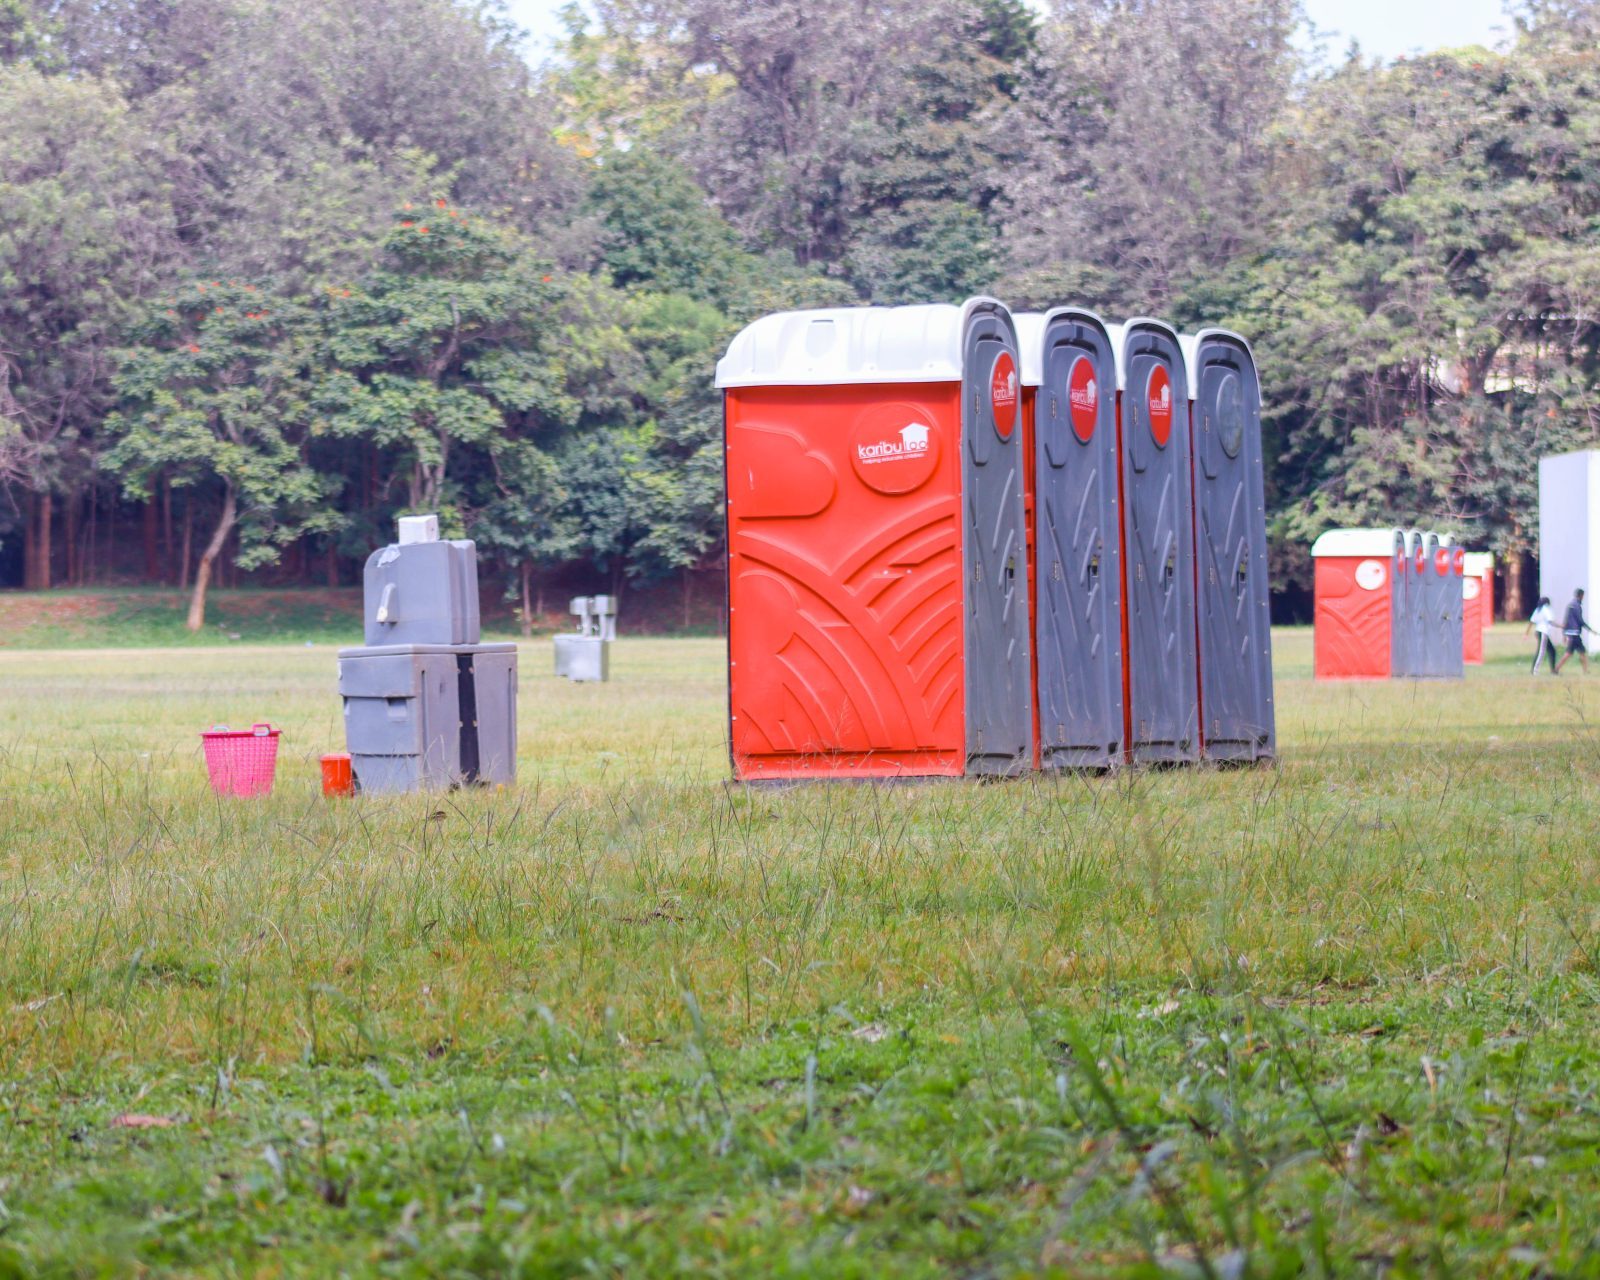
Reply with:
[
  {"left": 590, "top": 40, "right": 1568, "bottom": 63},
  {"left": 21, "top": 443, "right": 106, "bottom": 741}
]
[
  {"left": 339, "top": 642, "right": 516, "bottom": 793},
  {"left": 363, "top": 540, "right": 481, "bottom": 647}
]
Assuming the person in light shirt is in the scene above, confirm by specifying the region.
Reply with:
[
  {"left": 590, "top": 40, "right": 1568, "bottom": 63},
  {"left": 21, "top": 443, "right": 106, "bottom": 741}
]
[{"left": 1526, "top": 597, "right": 1560, "bottom": 674}]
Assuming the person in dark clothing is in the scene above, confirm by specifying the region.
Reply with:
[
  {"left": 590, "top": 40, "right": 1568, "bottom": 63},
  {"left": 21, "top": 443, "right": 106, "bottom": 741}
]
[{"left": 1557, "top": 588, "right": 1596, "bottom": 674}]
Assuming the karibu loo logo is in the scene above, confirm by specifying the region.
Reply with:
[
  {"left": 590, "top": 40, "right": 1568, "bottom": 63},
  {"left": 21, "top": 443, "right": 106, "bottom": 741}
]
[
  {"left": 1147, "top": 365, "right": 1173, "bottom": 446},
  {"left": 856, "top": 421, "right": 931, "bottom": 464},
  {"left": 1068, "top": 356, "right": 1098, "bottom": 442},
  {"left": 850, "top": 404, "right": 940, "bottom": 495},
  {"left": 990, "top": 352, "right": 1018, "bottom": 437}
]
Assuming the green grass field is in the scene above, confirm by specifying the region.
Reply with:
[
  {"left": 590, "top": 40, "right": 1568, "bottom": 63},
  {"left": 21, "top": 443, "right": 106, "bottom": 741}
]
[{"left": 3, "top": 626, "right": 1600, "bottom": 1277}]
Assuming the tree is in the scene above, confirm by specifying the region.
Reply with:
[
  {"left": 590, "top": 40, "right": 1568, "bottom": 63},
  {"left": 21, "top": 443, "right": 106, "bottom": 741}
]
[
  {"left": 107, "top": 282, "right": 338, "bottom": 629},
  {"left": 0, "top": 64, "right": 177, "bottom": 587},
  {"left": 317, "top": 204, "right": 573, "bottom": 514},
  {"left": 1002, "top": 0, "right": 1300, "bottom": 313}
]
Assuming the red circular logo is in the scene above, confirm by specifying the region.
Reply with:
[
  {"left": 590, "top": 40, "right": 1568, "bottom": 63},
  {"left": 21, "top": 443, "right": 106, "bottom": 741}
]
[
  {"left": 1147, "top": 366, "right": 1173, "bottom": 447},
  {"left": 990, "top": 352, "right": 1017, "bottom": 439},
  {"left": 1434, "top": 549, "right": 1450, "bottom": 575},
  {"left": 1415, "top": 547, "right": 1427, "bottom": 573},
  {"left": 1453, "top": 548, "right": 1465, "bottom": 574},
  {"left": 1068, "top": 356, "right": 1098, "bottom": 443},
  {"left": 849, "top": 402, "right": 940, "bottom": 495}
]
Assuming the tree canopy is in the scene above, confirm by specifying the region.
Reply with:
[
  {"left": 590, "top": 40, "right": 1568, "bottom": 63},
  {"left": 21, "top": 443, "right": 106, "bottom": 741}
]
[{"left": 1, "top": 0, "right": 1596, "bottom": 623}]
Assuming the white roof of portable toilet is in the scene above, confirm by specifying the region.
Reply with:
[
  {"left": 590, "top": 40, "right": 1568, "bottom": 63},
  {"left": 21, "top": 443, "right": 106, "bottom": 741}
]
[
  {"left": 1178, "top": 328, "right": 1259, "bottom": 396},
  {"left": 715, "top": 297, "right": 1014, "bottom": 388},
  {"left": 1106, "top": 317, "right": 1183, "bottom": 391},
  {"left": 1014, "top": 312, "right": 1045, "bottom": 387},
  {"left": 1311, "top": 528, "right": 1398, "bottom": 557},
  {"left": 1013, "top": 307, "right": 1111, "bottom": 388},
  {"left": 1462, "top": 551, "right": 1494, "bottom": 577}
]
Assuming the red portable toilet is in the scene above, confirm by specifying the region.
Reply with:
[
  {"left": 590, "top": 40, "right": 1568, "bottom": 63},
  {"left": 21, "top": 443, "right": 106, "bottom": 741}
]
[
  {"left": 1110, "top": 319, "right": 1199, "bottom": 762},
  {"left": 716, "top": 299, "right": 1033, "bottom": 781},
  {"left": 1461, "top": 551, "right": 1492, "bottom": 664},
  {"left": 1312, "top": 528, "right": 1398, "bottom": 679},
  {"left": 1015, "top": 308, "right": 1124, "bottom": 770}
]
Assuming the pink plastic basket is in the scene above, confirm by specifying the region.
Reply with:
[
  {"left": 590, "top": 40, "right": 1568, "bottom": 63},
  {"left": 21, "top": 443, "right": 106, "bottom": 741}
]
[{"left": 201, "top": 723, "right": 281, "bottom": 797}]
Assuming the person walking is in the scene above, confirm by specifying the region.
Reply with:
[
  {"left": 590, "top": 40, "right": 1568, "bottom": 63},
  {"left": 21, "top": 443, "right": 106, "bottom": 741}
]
[
  {"left": 1556, "top": 588, "right": 1596, "bottom": 674},
  {"left": 1527, "top": 596, "right": 1561, "bottom": 674}
]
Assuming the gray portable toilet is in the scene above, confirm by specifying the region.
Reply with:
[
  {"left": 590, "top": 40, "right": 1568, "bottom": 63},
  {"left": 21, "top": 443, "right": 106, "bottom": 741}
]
[
  {"left": 1419, "top": 531, "right": 1444, "bottom": 677},
  {"left": 1110, "top": 318, "right": 1199, "bottom": 764},
  {"left": 1438, "top": 535, "right": 1465, "bottom": 678},
  {"left": 1389, "top": 528, "right": 1413, "bottom": 677},
  {"left": 1403, "top": 529, "right": 1426, "bottom": 676},
  {"left": 1016, "top": 307, "right": 1124, "bottom": 770},
  {"left": 1182, "top": 329, "right": 1274, "bottom": 762}
]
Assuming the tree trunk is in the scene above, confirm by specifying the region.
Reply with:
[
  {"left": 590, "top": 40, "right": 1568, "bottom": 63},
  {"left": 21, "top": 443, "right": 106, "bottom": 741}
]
[
  {"left": 30, "top": 491, "right": 53, "bottom": 590},
  {"left": 682, "top": 565, "right": 692, "bottom": 630},
  {"left": 179, "top": 497, "right": 194, "bottom": 590},
  {"left": 64, "top": 489, "right": 80, "bottom": 587},
  {"left": 187, "top": 486, "right": 236, "bottom": 632},
  {"left": 325, "top": 536, "right": 339, "bottom": 587},
  {"left": 1505, "top": 549, "right": 1527, "bottom": 623},
  {"left": 22, "top": 491, "right": 37, "bottom": 589},
  {"left": 520, "top": 561, "right": 534, "bottom": 638},
  {"left": 161, "top": 475, "right": 173, "bottom": 583}
]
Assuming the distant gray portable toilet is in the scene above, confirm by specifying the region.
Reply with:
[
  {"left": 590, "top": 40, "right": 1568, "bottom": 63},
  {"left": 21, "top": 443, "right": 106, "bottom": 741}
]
[
  {"left": 1181, "top": 329, "right": 1274, "bottom": 762},
  {"left": 1418, "top": 531, "right": 1445, "bottom": 677},
  {"left": 1389, "top": 528, "right": 1414, "bottom": 677},
  {"left": 1110, "top": 318, "right": 1199, "bottom": 764},
  {"left": 1437, "top": 534, "right": 1465, "bottom": 678},
  {"left": 1016, "top": 307, "right": 1124, "bottom": 770},
  {"left": 1403, "top": 530, "right": 1427, "bottom": 676}
]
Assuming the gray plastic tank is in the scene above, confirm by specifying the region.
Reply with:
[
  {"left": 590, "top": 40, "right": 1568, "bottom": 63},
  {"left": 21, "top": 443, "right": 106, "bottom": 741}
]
[
  {"left": 363, "top": 530, "right": 481, "bottom": 647},
  {"left": 339, "top": 643, "right": 517, "bottom": 793}
]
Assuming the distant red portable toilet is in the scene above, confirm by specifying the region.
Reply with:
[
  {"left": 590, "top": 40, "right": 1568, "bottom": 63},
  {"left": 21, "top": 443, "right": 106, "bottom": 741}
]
[
  {"left": 1461, "top": 551, "right": 1493, "bottom": 664},
  {"left": 1312, "top": 528, "right": 1397, "bottom": 679},
  {"left": 1015, "top": 308, "right": 1124, "bottom": 771},
  {"left": 1107, "top": 319, "right": 1199, "bottom": 762},
  {"left": 1181, "top": 329, "right": 1275, "bottom": 762},
  {"left": 716, "top": 299, "right": 1033, "bottom": 780}
]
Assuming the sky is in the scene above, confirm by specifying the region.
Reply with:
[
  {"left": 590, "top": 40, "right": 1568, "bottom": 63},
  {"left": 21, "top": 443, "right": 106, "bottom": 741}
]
[{"left": 501, "top": 0, "right": 1514, "bottom": 65}]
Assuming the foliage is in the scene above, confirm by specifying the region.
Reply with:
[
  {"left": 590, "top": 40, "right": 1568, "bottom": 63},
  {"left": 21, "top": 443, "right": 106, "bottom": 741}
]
[{"left": 3, "top": 0, "right": 1600, "bottom": 607}]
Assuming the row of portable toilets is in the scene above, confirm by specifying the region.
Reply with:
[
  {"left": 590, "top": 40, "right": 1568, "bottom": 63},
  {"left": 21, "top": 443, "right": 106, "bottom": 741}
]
[
  {"left": 714, "top": 297, "right": 1275, "bottom": 781},
  {"left": 1312, "top": 529, "right": 1493, "bottom": 680}
]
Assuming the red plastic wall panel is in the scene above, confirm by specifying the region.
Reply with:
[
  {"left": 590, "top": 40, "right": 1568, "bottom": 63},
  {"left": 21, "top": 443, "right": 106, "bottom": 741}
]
[
  {"left": 1314, "top": 556, "right": 1392, "bottom": 679},
  {"left": 1021, "top": 385, "right": 1040, "bottom": 768},
  {"left": 1463, "top": 578, "right": 1484, "bottom": 664},
  {"left": 725, "top": 382, "right": 965, "bottom": 779}
]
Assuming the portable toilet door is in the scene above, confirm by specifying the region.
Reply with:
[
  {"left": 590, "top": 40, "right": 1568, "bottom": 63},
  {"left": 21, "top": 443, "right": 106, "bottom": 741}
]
[
  {"left": 1016, "top": 308, "right": 1124, "bottom": 770},
  {"left": 1110, "top": 318, "right": 1199, "bottom": 762},
  {"left": 1440, "top": 538, "right": 1465, "bottom": 678},
  {"left": 716, "top": 298, "right": 1033, "bottom": 780},
  {"left": 1311, "top": 529, "right": 1395, "bottom": 679},
  {"left": 1389, "top": 528, "right": 1412, "bottom": 677},
  {"left": 1182, "top": 329, "right": 1274, "bottom": 762},
  {"left": 1405, "top": 530, "right": 1428, "bottom": 677},
  {"left": 1461, "top": 551, "right": 1492, "bottom": 664},
  {"left": 1417, "top": 532, "right": 1443, "bottom": 677}
]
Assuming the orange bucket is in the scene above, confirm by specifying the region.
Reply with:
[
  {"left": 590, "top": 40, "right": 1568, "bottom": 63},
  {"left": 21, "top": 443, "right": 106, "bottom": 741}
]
[{"left": 320, "top": 752, "right": 354, "bottom": 797}]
